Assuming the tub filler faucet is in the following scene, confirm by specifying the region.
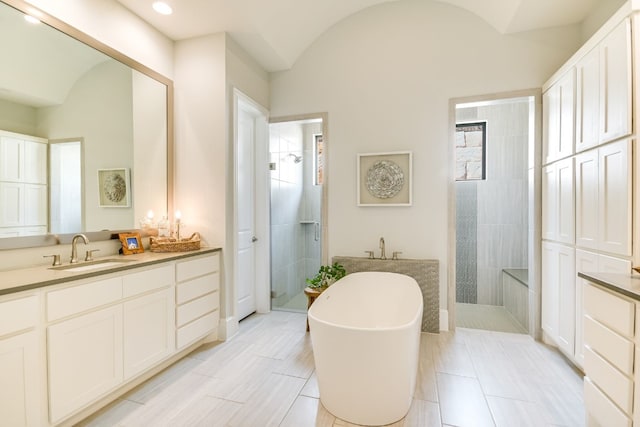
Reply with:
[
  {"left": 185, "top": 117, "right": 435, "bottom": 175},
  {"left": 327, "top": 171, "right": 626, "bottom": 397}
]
[{"left": 379, "top": 237, "right": 386, "bottom": 260}]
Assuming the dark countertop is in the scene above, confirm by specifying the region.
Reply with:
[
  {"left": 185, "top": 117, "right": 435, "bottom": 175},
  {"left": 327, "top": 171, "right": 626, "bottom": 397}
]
[
  {"left": 0, "top": 247, "right": 221, "bottom": 296},
  {"left": 502, "top": 268, "right": 528, "bottom": 287},
  {"left": 578, "top": 271, "right": 640, "bottom": 302}
]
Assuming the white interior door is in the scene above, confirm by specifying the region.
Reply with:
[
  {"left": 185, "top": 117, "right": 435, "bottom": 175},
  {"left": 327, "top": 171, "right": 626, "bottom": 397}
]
[{"left": 236, "top": 106, "right": 257, "bottom": 320}]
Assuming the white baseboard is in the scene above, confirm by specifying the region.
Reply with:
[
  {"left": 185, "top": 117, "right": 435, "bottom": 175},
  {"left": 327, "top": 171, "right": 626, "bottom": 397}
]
[
  {"left": 439, "top": 309, "right": 449, "bottom": 331},
  {"left": 218, "top": 316, "right": 239, "bottom": 341}
]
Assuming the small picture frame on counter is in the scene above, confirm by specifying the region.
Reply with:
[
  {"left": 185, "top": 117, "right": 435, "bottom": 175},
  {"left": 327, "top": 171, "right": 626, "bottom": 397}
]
[{"left": 118, "top": 232, "right": 144, "bottom": 255}]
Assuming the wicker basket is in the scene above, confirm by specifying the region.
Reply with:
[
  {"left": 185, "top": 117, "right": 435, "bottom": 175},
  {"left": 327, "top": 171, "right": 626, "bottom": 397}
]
[{"left": 150, "top": 232, "right": 201, "bottom": 252}]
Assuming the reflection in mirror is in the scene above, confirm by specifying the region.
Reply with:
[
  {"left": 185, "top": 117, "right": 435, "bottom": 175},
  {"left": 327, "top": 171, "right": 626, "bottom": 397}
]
[{"left": 0, "top": 0, "right": 170, "bottom": 244}]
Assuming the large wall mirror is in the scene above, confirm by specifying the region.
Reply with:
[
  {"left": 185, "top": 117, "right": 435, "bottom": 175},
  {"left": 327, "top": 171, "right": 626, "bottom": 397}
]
[{"left": 0, "top": 0, "right": 173, "bottom": 248}]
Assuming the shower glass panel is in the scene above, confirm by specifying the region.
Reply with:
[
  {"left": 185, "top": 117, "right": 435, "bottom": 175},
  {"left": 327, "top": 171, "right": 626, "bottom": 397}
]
[{"left": 269, "top": 118, "right": 323, "bottom": 312}]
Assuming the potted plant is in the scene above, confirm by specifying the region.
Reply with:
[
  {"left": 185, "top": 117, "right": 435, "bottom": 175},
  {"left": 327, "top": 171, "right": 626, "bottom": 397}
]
[{"left": 306, "top": 262, "right": 346, "bottom": 290}]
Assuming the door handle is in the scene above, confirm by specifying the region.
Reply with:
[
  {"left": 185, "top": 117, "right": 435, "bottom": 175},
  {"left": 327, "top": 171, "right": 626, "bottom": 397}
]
[{"left": 252, "top": 236, "right": 258, "bottom": 242}]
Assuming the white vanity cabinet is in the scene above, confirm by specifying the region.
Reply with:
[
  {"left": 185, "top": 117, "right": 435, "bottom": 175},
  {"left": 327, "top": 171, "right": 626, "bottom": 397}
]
[
  {"left": 46, "top": 263, "right": 177, "bottom": 424},
  {"left": 175, "top": 253, "right": 220, "bottom": 349},
  {"left": 0, "top": 294, "right": 42, "bottom": 427}
]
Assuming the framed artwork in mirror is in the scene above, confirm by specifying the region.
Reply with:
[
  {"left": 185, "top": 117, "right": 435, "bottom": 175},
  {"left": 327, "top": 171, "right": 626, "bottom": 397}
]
[
  {"left": 357, "top": 151, "right": 412, "bottom": 206},
  {"left": 98, "top": 168, "right": 130, "bottom": 207},
  {"left": 119, "top": 232, "right": 144, "bottom": 255}
]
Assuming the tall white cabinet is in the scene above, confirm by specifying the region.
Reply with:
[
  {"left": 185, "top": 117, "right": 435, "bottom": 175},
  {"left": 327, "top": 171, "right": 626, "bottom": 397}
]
[
  {"left": 0, "top": 130, "right": 48, "bottom": 237},
  {"left": 541, "top": 10, "right": 634, "bottom": 370}
]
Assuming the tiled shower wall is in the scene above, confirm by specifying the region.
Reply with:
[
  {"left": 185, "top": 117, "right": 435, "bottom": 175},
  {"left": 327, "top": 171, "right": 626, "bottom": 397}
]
[
  {"left": 456, "top": 101, "right": 529, "bottom": 306},
  {"left": 270, "top": 121, "right": 323, "bottom": 306}
]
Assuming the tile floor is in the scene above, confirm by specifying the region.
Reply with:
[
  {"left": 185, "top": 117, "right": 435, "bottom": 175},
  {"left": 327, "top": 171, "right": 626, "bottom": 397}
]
[
  {"left": 78, "top": 311, "right": 585, "bottom": 427},
  {"left": 455, "top": 303, "right": 527, "bottom": 334}
]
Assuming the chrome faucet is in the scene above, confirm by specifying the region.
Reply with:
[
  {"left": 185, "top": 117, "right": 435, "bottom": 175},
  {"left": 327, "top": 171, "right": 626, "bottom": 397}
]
[
  {"left": 379, "top": 237, "right": 386, "bottom": 260},
  {"left": 70, "top": 234, "right": 89, "bottom": 264}
]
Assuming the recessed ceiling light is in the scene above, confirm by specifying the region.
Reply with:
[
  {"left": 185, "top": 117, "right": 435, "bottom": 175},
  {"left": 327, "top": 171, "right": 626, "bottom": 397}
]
[{"left": 152, "top": 1, "right": 173, "bottom": 15}]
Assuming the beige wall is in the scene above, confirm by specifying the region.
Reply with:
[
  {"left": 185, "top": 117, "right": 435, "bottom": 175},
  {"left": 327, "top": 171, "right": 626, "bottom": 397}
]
[{"left": 269, "top": 0, "right": 583, "bottom": 317}]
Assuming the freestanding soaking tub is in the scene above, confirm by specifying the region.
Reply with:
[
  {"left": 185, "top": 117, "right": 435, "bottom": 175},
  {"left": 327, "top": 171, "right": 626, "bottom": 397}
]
[{"left": 308, "top": 271, "right": 424, "bottom": 426}]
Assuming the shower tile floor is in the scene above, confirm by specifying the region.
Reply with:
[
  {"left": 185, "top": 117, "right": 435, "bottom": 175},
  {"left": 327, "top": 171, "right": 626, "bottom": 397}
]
[
  {"left": 78, "top": 311, "right": 584, "bottom": 427},
  {"left": 455, "top": 303, "right": 527, "bottom": 334}
]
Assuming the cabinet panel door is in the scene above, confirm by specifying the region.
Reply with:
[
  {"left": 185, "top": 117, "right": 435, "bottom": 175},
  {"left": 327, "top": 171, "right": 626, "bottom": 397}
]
[
  {"left": 0, "top": 331, "right": 40, "bottom": 427},
  {"left": 556, "top": 158, "right": 575, "bottom": 244},
  {"left": 23, "top": 141, "right": 47, "bottom": 185},
  {"left": 541, "top": 242, "right": 559, "bottom": 341},
  {"left": 575, "top": 150, "right": 599, "bottom": 250},
  {"left": 541, "top": 165, "right": 557, "bottom": 241},
  {"left": 575, "top": 249, "right": 598, "bottom": 367},
  {"left": 0, "top": 182, "right": 23, "bottom": 227},
  {"left": 23, "top": 184, "right": 47, "bottom": 226},
  {"left": 600, "top": 18, "right": 632, "bottom": 144},
  {"left": 576, "top": 48, "right": 599, "bottom": 152},
  {"left": 123, "top": 289, "right": 174, "bottom": 380},
  {"left": 48, "top": 305, "right": 123, "bottom": 424},
  {"left": 556, "top": 245, "right": 576, "bottom": 356},
  {"left": 558, "top": 69, "right": 576, "bottom": 159},
  {"left": 598, "top": 140, "right": 631, "bottom": 256},
  {"left": 542, "top": 87, "right": 558, "bottom": 164},
  {"left": 0, "top": 136, "right": 22, "bottom": 182}
]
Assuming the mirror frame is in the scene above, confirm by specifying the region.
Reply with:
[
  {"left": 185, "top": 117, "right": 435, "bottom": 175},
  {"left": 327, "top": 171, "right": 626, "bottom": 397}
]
[{"left": 0, "top": 0, "right": 174, "bottom": 249}]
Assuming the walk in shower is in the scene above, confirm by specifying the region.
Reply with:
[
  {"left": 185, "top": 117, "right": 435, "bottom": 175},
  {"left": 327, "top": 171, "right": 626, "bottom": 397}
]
[
  {"left": 455, "top": 96, "right": 532, "bottom": 333},
  {"left": 269, "top": 118, "right": 324, "bottom": 312}
]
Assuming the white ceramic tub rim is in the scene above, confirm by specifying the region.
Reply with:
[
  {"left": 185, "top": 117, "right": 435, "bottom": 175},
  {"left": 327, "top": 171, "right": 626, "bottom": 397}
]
[{"left": 307, "top": 272, "right": 423, "bottom": 332}]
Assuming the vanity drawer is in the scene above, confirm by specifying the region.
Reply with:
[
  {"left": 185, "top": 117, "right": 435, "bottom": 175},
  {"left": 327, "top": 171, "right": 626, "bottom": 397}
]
[
  {"left": 123, "top": 264, "right": 174, "bottom": 298},
  {"left": 584, "top": 315, "right": 634, "bottom": 374},
  {"left": 584, "top": 346, "right": 633, "bottom": 414},
  {"left": 176, "top": 292, "right": 219, "bottom": 327},
  {"left": 585, "top": 377, "right": 631, "bottom": 427},
  {"left": 177, "top": 311, "right": 218, "bottom": 349},
  {"left": 0, "top": 295, "right": 38, "bottom": 336},
  {"left": 176, "top": 254, "right": 219, "bottom": 283},
  {"left": 47, "top": 277, "right": 122, "bottom": 321},
  {"left": 584, "top": 283, "right": 634, "bottom": 338},
  {"left": 176, "top": 272, "right": 219, "bottom": 304}
]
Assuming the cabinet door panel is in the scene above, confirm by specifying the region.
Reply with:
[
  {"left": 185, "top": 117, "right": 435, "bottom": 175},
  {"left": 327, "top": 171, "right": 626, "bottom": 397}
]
[
  {"left": 541, "top": 165, "right": 557, "bottom": 241},
  {"left": 542, "top": 87, "right": 558, "bottom": 164},
  {"left": 576, "top": 48, "right": 599, "bottom": 152},
  {"left": 23, "top": 141, "right": 47, "bottom": 184},
  {"left": 541, "top": 242, "right": 559, "bottom": 340},
  {"left": 48, "top": 305, "right": 123, "bottom": 423},
  {"left": 0, "top": 136, "right": 22, "bottom": 182},
  {"left": 23, "top": 184, "right": 47, "bottom": 226},
  {"left": 124, "top": 289, "right": 174, "bottom": 379},
  {"left": 598, "top": 140, "right": 631, "bottom": 256},
  {"left": 0, "top": 182, "right": 23, "bottom": 227},
  {"left": 575, "top": 150, "right": 599, "bottom": 250},
  {"left": 557, "top": 245, "right": 576, "bottom": 356},
  {"left": 558, "top": 69, "right": 575, "bottom": 159},
  {"left": 556, "top": 158, "right": 575, "bottom": 244},
  {"left": 0, "top": 331, "right": 40, "bottom": 427},
  {"left": 600, "top": 18, "right": 632, "bottom": 143}
]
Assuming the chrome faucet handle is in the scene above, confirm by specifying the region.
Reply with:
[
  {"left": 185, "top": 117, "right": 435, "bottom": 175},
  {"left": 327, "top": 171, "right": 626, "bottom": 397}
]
[
  {"left": 364, "top": 250, "right": 374, "bottom": 259},
  {"left": 85, "top": 249, "right": 100, "bottom": 262},
  {"left": 392, "top": 251, "right": 403, "bottom": 260},
  {"left": 44, "top": 254, "right": 61, "bottom": 266}
]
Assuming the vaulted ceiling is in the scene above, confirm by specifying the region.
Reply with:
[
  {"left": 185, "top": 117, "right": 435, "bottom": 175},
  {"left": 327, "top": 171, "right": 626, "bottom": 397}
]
[{"left": 116, "top": 0, "right": 615, "bottom": 72}]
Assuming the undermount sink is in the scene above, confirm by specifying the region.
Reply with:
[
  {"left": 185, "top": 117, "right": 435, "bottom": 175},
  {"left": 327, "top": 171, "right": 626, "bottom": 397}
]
[{"left": 50, "top": 258, "right": 134, "bottom": 272}]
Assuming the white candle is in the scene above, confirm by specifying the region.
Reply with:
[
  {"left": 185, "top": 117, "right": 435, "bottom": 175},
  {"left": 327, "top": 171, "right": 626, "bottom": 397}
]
[
  {"left": 175, "top": 210, "right": 182, "bottom": 222},
  {"left": 147, "top": 210, "right": 154, "bottom": 220}
]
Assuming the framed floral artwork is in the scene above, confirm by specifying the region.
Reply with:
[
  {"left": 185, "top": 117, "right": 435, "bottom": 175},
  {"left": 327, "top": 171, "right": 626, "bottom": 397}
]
[{"left": 357, "top": 151, "right": 412, "bottom": 206}]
